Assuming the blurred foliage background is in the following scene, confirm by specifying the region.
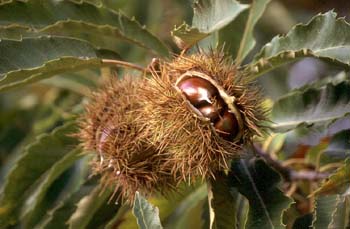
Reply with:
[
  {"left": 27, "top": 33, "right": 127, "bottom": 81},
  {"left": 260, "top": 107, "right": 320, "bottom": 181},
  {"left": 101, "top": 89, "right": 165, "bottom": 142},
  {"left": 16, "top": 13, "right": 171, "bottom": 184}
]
[{"left": 0, "top": 0, "right": 350, "bottom": 228}]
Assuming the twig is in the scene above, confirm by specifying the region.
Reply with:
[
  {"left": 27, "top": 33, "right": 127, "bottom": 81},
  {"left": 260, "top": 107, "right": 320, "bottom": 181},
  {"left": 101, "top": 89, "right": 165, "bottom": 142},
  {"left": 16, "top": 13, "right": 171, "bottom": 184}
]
[
  {"left": 102, "top": 59, "right": 147, "bottom": 72},
  {"left": 253, "top": 144, "right": 329, "bottom": 182}
]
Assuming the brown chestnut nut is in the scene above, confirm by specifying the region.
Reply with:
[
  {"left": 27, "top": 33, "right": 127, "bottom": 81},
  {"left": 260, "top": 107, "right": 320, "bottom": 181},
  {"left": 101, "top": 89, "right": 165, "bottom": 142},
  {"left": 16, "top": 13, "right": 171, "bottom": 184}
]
[
  {"left": 198, "top": 105, "right": 220, "bottom": 121},
  {"left": 177, "top": 75, "right": 241, "bottom": 140},
  {"left": 197, "top": 97, "right": 226, "bottom": 122},
  {"left": 214, "top": 110, "right": 239, "bottom": 139},
  {"left": 176, "top": 77, "right": 219, "bottom": 107}
]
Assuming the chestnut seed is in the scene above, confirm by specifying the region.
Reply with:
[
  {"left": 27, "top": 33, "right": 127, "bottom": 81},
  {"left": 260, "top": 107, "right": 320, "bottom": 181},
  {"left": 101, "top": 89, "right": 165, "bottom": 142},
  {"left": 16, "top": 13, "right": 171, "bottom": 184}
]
[
  {"left": 214, "top": 110, "right": 239, "bottom": 139},
  {"left": 198, "top": 104, "right": 220, "bottom": 121},
  {"left": 177, "top": 75, "right": 241, "bottom": 140},
  {"left": 177, "top": 77, "right": 219, "bottom": 107}
]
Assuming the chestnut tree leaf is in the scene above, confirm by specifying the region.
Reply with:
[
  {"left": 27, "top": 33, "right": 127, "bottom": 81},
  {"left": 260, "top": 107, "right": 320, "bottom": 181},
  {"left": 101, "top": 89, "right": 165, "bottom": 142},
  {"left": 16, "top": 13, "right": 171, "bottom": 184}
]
[
  {"left": 67, "top": 0, "right": 103, "bottom": 6},
  {"left": 20, "top": 147, "right": 84, "bottom": 224},
  {"left": 67, "top": 185, "right": 114, "bottom": 229},
  {"left": 171, "top": 0, "right": 248, "bottom": 49},
  {"left": 249, "top": 11, "right": 350, "bottom": 78},
  {"left": 35, "top": 176, "right": 98, "bottom": 229},
  {"left": 133, "top": 191, "right": 163, "bottom": 229},
  {"left": 313, "top": 158, "right": 350, "bottom": 196},
  {"left": 84, "top": 195, "right": 122, "bottom": 229},
  {"left": 312, "top": 195, "right": 339, "bottom": 229},
  {"left": 164, "top": 184, "right": 207, "bottom": 228},
  {"left": 324, "top": 129, "right": 350, "bottom": 159},
  {"left": 329, "top": 194, "right": 350, "bottom": 229},
  {"left": 0, "top": 122, "right": 78, "bottom": 228},
  {"left": 219, "top": 0, "right": 270, "bottom": 63},
  {"left": 0, "top": 36, "right": 120, "bottom": 92},
  {"left": 21, "top": 156, "right": 91, "bottom": 228},
  {"left": 271, "top": 81, "right": 350, "bottom": 132},
  {"left": 229, "top": 158, "right": 293, "bottom": 229},
  {"left": 208, "top": 172, "right": 248, "bottom": 229},
  {"left": 0, "top": 0, "right": 169, "bottom": 57}
]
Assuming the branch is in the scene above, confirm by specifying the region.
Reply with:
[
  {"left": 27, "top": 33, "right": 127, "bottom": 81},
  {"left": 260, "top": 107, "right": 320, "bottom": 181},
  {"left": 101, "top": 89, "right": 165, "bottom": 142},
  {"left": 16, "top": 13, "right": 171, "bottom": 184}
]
[
  {"left": 102, "top": 59, "right": 146, "bottom": 72},
  {"left": 253, "top": 144, "right": 329, "bottom": 182}
]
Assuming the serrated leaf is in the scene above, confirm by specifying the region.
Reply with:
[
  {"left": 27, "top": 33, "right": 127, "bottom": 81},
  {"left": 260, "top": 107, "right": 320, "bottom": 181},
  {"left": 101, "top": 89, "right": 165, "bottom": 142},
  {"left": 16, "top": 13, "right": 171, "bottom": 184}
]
[
  {"left": 21, "top": 147, "right": 84, "bottom": 222},
  {"left": 84, "top": 196, "right": 121, "bottom": 229},
  {"left": 164, "top": 184, "right": 207, "bottom": 229},
  {"left": 133, "top": 191, "right": 163, "bottom": 229},
  {"left": 0, "top": 122, "right": 78, "bottom": 227},
  {"left": 67, "top": 185, "right": 114, "bottom": 229},
  {"left": 68, "top": 0, "right": 102, "bottom": 7},
  {"left": 171, "top": 23, "right": 208, "bottom": 50},
  {"left": 313, "top": 158, "right": 350, "bottom": 196},
  {"left": 312, "top": 195, "right": 338, "bottom": 228},
  {"left": 250, "top": 11, "right": 350, "bottom": 78},
  {"left": 208, "top": 172, "right": 249, "bottom": 229},
  {"left": 329, "top": 195, "right": 350, "bottom": 229},
  {"left": 229, "top": 158, "right": 293, "bottom": 229},
  {"left": 292, "top": 214, "right": 313, "bottom": 229},
  {"left": 325, "top": 129, "right": 350, "bottom": 159},
  {"left": 1, "top": 93, "right": 82, "bottom": 186},
  {"left": 0, "top": 36, "right": 120, "bottom": 92},
  {"left": 0, "top": 1, "right": 169, "bottom": 57},
  {"left": 219, "top": 0, "right": 270, "bottom": 63},
  {"left": 191, "top": 0, "right": 249, "bottom": 33},
  {"left": 24, "top": 165, "right": 78, "bottom": 228},
  {"left": 282, "top": 114, "right": 350, "bottom": 158},
  {"left": 0, "top": 108, "right": 35, "bottom": 157},
  {"left": 36, "top": 175, "right": 98, "bottom": 229},
  {"left": 271, "top": 81, "right": 350, "bottom": 132},
  {"left": 235, "top": 0, "right": 270, "bottom": 63},
  {"left": 171, "top": 0, "right": 248, "bottom": 49}
]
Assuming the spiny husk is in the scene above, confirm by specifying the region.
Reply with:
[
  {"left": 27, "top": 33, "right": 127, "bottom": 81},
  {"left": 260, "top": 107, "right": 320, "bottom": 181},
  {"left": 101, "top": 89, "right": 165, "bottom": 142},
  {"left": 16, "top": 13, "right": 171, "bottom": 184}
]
[
  {"left": 138, "top": 51, "right": 267, "bottom": 181},
  {"left": 78, "top": 77, "right": 175, "bottom": 202},
  {"left": 78, "top": 50, "right": 267, "bottom": 201}
]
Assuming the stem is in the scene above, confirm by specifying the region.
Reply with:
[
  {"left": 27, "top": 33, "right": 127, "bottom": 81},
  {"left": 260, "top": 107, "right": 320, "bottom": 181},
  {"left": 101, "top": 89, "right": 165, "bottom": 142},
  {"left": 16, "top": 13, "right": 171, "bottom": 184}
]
[
  {"left": 254, "top": 144, "right": 329, "bottom": 182},
  {"left": 102, "top": 59, "right": 146, "bottom": 72},
  {"left": 207, "top": 179, "right": 215, "bottom": 229}
]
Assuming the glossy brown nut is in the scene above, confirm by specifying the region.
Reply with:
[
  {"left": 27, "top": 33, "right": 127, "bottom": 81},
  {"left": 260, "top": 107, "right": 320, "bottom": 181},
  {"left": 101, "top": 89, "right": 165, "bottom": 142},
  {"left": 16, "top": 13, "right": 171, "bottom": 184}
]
[
  {"left": 214, "top": 110, "right": 239, "bottom": 139},
  {"left": 198, "top": 105, "right": 220, "bottom": 121},
  {"left": 177, "top": 77, "right": 219, "bottom": 107}
]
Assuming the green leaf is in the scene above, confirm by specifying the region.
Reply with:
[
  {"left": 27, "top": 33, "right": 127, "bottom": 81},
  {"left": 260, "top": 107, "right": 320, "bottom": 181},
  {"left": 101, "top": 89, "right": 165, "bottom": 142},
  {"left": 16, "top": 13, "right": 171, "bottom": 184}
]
[
  {"left": 133, "top": 191, "right": 163, "bottom": 229},
  {"left": 171, "top": 23, "right": 208, "bottom": 50},
  {"left": 208, "top": 172, "right": 241, "bottom": 229},
  {"left": 0, "top": 122, "right": 78, "bottom": 227},
  {"left": 292, "top": 214, "right": 313, "bottom": 228},
  {"left": 68, "top": 0, "right": 103, "bottom": 6},
  {"left": 0, "top": 1, "right": 169, "bottom": 57},
  {"left": 163, "top": 184, "right": 207, "bottom": 229},
  {"left": 0, "top": 108, "right": 35, "bottom": 156},
  {"left": 312, "top": 195, "right": 339, "bottom": 228},
  {"left": 23, "top": 165, "right": 80, "bottom": 228},
  {"left": 229, "top": 158, "right": 293, "bottom": 229},
  {"left": 329, "top": 195, "right": 350, "bottom": 229},
  {"left": 1, "top": 93, "right": 81, "bottom": 187},
  {"left": 191, "top": 0, "right": 249, "bottom": 33},
  {"left": 313, "top": 158, "right": 350, "bottom": 196},
  {"left": 250, "top": 11, "right": 350, "bottom": 78},
  {"left": 325, "top": 129, "right": 350, "bottom": 159},
  {"left": 0, "top": 36, "right": 120, "bottom": 92},
  {"left": 220, "top": 0, "right": 270, "bottom": 63},
  {"left": 67, "top": 185, "right": 114, "bottom": 229},
  {"left": 21, "top": 147, "right": 84, "bottom": 222},
  {"left": 171, "top": 0, "right": 248, "bottom": 49},
  {"left": 271, "top": 81, "right": 350, "bottom": 132},
  {"left": 36, "top": 175, "right": 98, "bottom": 229},
  {"left": 84, "top": 196, "right": 121, "bottom": 229}
]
